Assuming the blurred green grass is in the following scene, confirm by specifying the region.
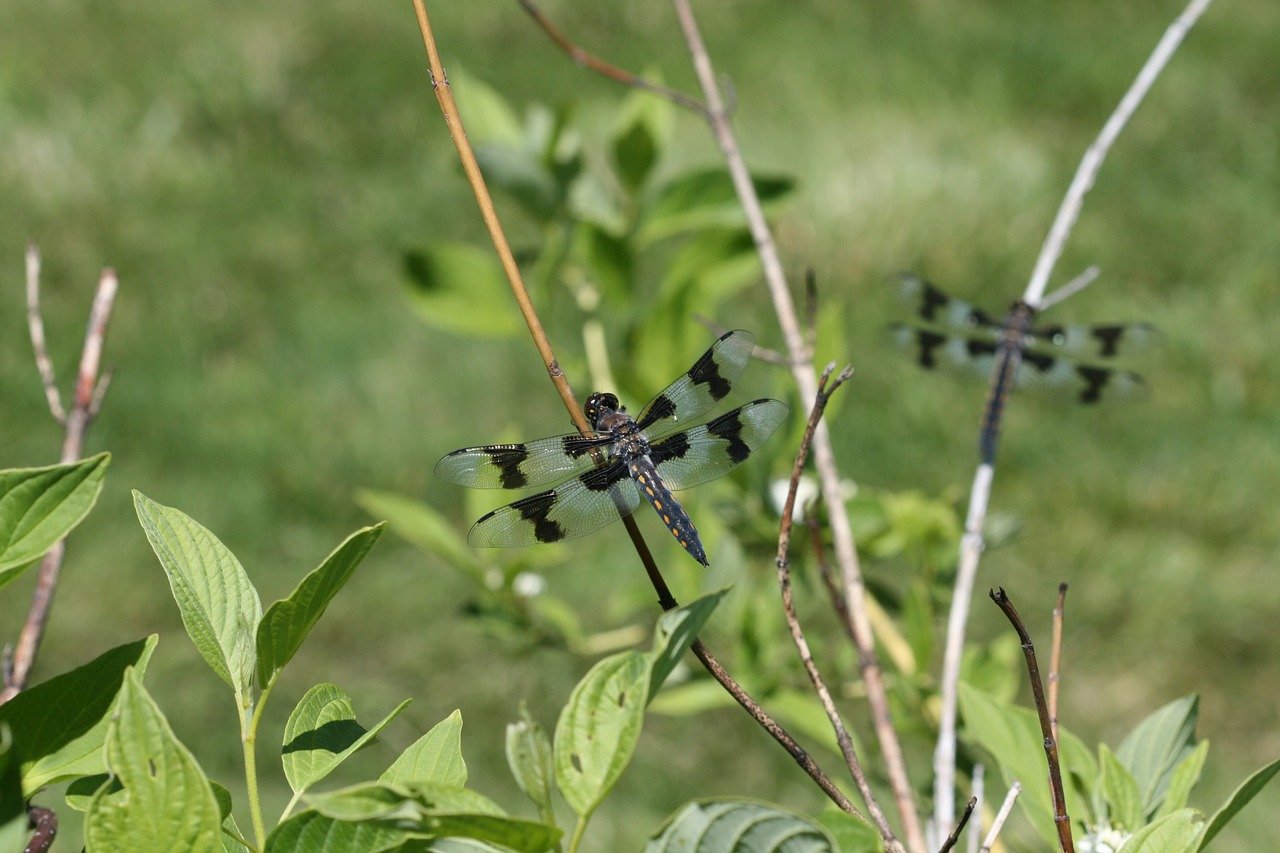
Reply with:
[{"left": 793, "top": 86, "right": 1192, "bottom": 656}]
[{"left": 2, "top": 0, "right": 1277, "bottom": 849}]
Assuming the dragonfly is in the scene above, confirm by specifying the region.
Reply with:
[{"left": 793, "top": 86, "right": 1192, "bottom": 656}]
[
  {"left": 436, "top": 330, "right": 788, "bottom": 566},
  {"left": 888, "top": 273, "right": 1157, "bottom": 463}
]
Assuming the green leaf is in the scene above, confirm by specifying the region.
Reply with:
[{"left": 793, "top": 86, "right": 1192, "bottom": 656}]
[
  {"left": 645, "top": 799, "right": 838, "bottom": 852},
  {"left": 1196, "top": 753, "right": 1280, "bottom": 850},
  {"left": 640, "top": 168, "right": 794, "bottom": 243},
  {"left": 282, "top": 684, "right": 410, "bottom": 795},
  {"left": 448, "top": 67, "right": 523, "bottom": 148},
  {"left": 578, "top": 222, "right": 635, "bottom": 306},
  {"left": 649, "top": 590, "right": 727, "bottom": 703},
  {"left": 1115, "top": 694, "right": 1199, "bottom": 818},
  {"left": 554, "top": 650, "right": 650, "bottom": 817},
  {"left": 257, "top": 523, "right": 386, "bottom": 687},
  {"left": 0, "top": 725, "right": 25, "bottom": 853},
  {"left": 0, "top": 453, "right": 109, "bottom": 577},
  {"left": 403, "top": 244, "right": 520, "bottom": 339},
  {"left": 1101, "top": 743, "right": 1143, "bottom": 831},
  {"left": 901, "top": 581, "right": 934, "bottom": 675},
  {"left": 427, "top": 814, "right": 560, "bottom": 853},
  {"left": 612, "top": 107, "right": 658, "bottom": 193},
  {"left": 84, "top": 670, "right": 221, "bottom": 853},
  {"left": 306, "top": 782, "right": 429, "bottom": 822},
  {"left": 382, "top": 709, "right": 467, "bottom": 788},
  {"left": 505, "top": 704, "right": 554, "bottom": 818},
  {"left": 474, "top": 143, "right": 563, "bottom": 221},
  {"left": 814, "top": 806, "right": 883, "bottom": 853},
  {"left": 355, "top": 490, "right": 486, "bottom": 586},
  {"left": 958, "top": 681, "right": 1096, "bottom": 847},
  {"left": 134, "top": 492, "right": 262, "bottom": 699},
  {"left": 0, "top": 636, "right": 157, "bottom": 791},
  {"left": 1119, "top": 808, "right": 1204, "bottom": 853},
  {"left": 265, "top": 809, "right": 407, "bottom": 853},
  {"left": 1156, "top": 739, "right": 1209, "bottom": 819}
]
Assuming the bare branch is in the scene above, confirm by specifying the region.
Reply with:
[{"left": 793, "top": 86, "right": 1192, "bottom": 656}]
[
  {"left": 25, "top": 244, "right": 65, "bottom": 424},
  {"left": 1049, "top": 582, "right": 1069, "bottom": 743},
  {"left": 1025, "top": 0, "right": 1215, "bottom": 305},
  {"left": 671, "top": 1, "right": 924, "bottom": 848},
  {"left": 1038, "top": 265, "right": 1100, "bottom": 313},
  {"left": 980, "top": 783, "right": 1022, "bottom": 853},
  {"left": 516, "top": 0, "right": 710, "bottom": 120},
  {"left": 938, "top": 798, "right": 977, "bottom": 853}
]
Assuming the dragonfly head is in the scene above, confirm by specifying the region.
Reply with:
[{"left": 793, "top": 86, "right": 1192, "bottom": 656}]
[{"left": 584, "top": 392, "right": 621, "bottom": 429}]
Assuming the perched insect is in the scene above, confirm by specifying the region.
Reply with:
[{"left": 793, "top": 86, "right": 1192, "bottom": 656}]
[
  {"left": 436, "top": 330, "right": 788, "bottom": 565},
  {"left": 888, "top": 273, "right": 1157, "bottom": 463}
]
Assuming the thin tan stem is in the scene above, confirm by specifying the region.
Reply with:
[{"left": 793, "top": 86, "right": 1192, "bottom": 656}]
[
  {"left": 776, "top": 366, "right": 898, "bottom": 846},
  {"left": 980, "top": 783, "right": 1021, "bottom": 853},
  {"left": 25, "top": 244, "right": 65, "bottom": 424},
  {"left": 670, "top": 3, "right": 925, "bottom": 849},
  {"left": 1048, "top": 583, "right": 1069, "bottom": 744}
]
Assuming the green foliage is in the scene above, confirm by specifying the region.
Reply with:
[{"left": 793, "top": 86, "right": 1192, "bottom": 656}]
[
  {"left": 0, "top": 725, "right": 24, "bottom": 853},
  {"left": 961, "top": 684, "right": 1280, "bottom": 851},
  {"left": 0, "top": 453, "right": 109, "bottom": 585},
  {"left": 644, "top": 800, "right": 841, "bottom": 853}
]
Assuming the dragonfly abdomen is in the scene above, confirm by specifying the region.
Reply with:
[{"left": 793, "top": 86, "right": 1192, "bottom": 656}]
[{"left": 628, "top": 456, "right": 707, "bottom": 566}]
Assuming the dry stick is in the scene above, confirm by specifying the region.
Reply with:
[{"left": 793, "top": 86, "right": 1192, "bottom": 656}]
[
  {"left": 516, "top": 0, "right": 709, "bottom": 120},
  {"left": 775, "top": 365, "right": 895, "bottom": 841},
  {"left": 930, "top": 0, "right": 1215, "bottom": 837},
  {"left": 980, "top": 782, "right": 1022, "bottom": 853},
  {"left": 967, "top": 765, "right": 984, "bottom": 853},
  {"left": 1037, "top": 265, "right": 1100, "bottom": 313},
  {"left": 2, "top": 262, "right": 118, "bottom": 703},
  {"left": 1048, "top": 583, "right": 1069, "bottom": 744},
  {"left": 411, "top": 1, "right": 859, "bottom": 814},
  {"left": 990, "top": 588, "right": 1074, "bottom": 853},
  {"left": 670, "top": 3, "right": 925, "bottom": 850},
  {"left": 938, "top": 798, "right": 977, "bottom": 853}
]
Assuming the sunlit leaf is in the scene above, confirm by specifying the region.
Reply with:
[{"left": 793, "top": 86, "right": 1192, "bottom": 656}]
[
  {"left": 649, "top": 590, "right": 727, "bottom": 703},
  {"left": 282, "top": 684, "right": 410, "bottom": 795},
  {"left": 505, "top": 703, "right": 553, "bottom": 818},
  {"left": 1196, "top": 754, "right": 1280, "bottom": 850},
  {"left": 1119, "top": 808, "right": 1204, "bottom": 853},
  {"left": 1115, "top": 694, "right": 1199, "bottom": 818},
  {"left": 382, "top": 709, "right": 467, "bottom": 788},
  {"left": 554, "top": 651, "right": 650, "bottom": 817},
  {"left": 1101, "top": 743, "right": 1143, "bottom": 831},
  {"left": 257, "top": 523, "right": 385, "bottom": 687},
  {"left": 134, "top": 492, "right": 261, "bottom": 700},
  {"left": 0, "top": 453, "right": 109, "bottom": 577},
  {"left": 0, "top": 636, "right": 157, "bottom": 791},
  {"left": 640, "top": 169, "right": 793, "bottom": 243},
  {"left": 1156, "top": 739, "right": 1209, "bottom": 819},
  {"left": 264, "top": 809, "right": 406, "bottom": 853},
  {"left": 84, "top": 670, "right": 220, "bottom": 853}
]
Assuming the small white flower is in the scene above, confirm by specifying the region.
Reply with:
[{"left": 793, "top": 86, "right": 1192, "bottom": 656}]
[{"left": 512, "top": 571, "right": 547, "bottom": 598}]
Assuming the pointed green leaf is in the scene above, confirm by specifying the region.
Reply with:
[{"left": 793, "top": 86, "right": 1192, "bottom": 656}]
[
  {"left": 282, "top": 683, "right": 410, "bottom": 795},
  {"left": 355, "top": 490, "right": 485, "bottom": 585},
  {"left": 649, "top": 590, "right": 727, "bottom": 703},
  {"left": 612, "top": 108, "right": 658, "bottom": 193},
  {"left": 1196, "top": 753, "right": 1280, "bottom": 850},
  {"left": 1101, "top": 743, "right": 1143, "bottom": 831},
  {"left": 0, "top": 453, "right": 109, "bottom": 576},
  {"left": 640, "top": 169, "right": 794, "bottom": 243},
  {"left": 1115, "top": 695, "right": 1199, "bottom": 818},
  {"left": 306, "top": 782, "right": 429, "bottom": 822},
  {"left": 257, "top": 523, "right": 386, "bottom": 687},
  {"left": 1156, "top": 740, "right": 1209, "bottom": 819},
  {"left": 646, "top": 799, "right": 838, "bottom": 852},
  {"left": 554, "top": 650, "right": 650, "bottom": 817},
  {"left": 0, "top": 636, "right": 156, "bottom": 791},
  {"left": 474, "top": 144, "right": 563, "bottom": 222},
  {"left": 381, "top": 709, "right": 467, "bottom": 788},
  {"left": 265, "top": 809, "right": 407, "bottom": 853},
  {"left": 134, "top": 492, "right": 261, "bottom": 698},
  {"left": 448, "top": 66, "right": 523, "bottom": 147},
  {"left": 84, "top": 670, "right": 220, "bottom": 853},
  {"left": 0, "top": 724, "right": 26, "bottom": 853},
  {"left": 1119, "top": 808, "right": 1204, "bottom": 853},
  {"left": 958, "top": 681, "right": 1096, "bottom": 847},
  {"left": 505, "top": 704, "right": 554, "bottom": 818}
]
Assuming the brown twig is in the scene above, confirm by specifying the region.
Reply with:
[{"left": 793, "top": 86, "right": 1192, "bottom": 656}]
[
  {"left": 670, "top": 2, "right": 925, "bottom": 849},
  {"left": 516, "top": 0, "right": 711, "bottom": 120},
  {"left": 2, "top": 262, "right": 118, "bottom": 703},
  {"left": 938, "top": 798, "right": 977, "bottom": 853},
  {"left": 989, "top": 588, "right": 1074, "bottom": 853},
  {"left": 411, "top": 3, "right": 861, "bottom": 818},
  {"left": 1048, "top": 583, "right": 1069, "bottom": 744},
  {"left": 25, "top": 805, "right": 57, "bottom": 853},
  {"left": 776, "top": 365, "right": 898, "bottom": 841}
]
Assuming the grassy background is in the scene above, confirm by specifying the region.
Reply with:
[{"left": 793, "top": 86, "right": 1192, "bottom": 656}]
[{"left": 3, "top": 0, "right": 1278, "bottom": 849}]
